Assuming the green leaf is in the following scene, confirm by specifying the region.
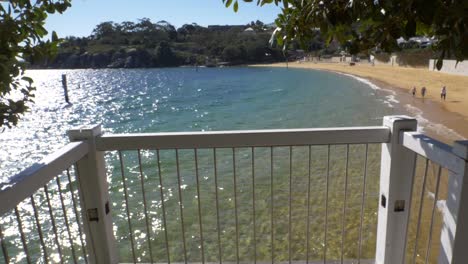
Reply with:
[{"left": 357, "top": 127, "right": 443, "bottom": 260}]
[
  {"left": 405, "top": 19, "right": 416, "bottom": 37},
  {"left": 234, "top": 1, "right": 239, "bottom": 12},
  {"left": 0, "top": 0, "right": 71, "bottom": 127},
  {"left": 435, "top": 49, "right": 445, "bottom": 70},
  {"left": 21, "top": 76, "right": 33, "bottom": 83},
  {"left": 51, "top": 31, "right": 58, "bottom": 42},
  {"left": 261, "top": 0, "right": 273, "bottom": 6},
  {"left": 436, "top": 59, "right": 443, "bottom": 70},
  {"left": 35, "top": 25, "right": 48, "bottom": 36},
  {"left": 225, "top": 0, "right": 233, "bottom": 8}
]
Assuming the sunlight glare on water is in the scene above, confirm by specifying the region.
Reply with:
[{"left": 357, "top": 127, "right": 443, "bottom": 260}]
[
  {"left": 0, "top": 67, "right": 403, "bottom": 263},
  {"left": 1, "top": 67, "right": 397, "bottom": 180}
]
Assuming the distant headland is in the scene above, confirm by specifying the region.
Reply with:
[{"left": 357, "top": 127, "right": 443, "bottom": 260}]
[{"left": 30, "top": 19, "right": 287, "bottom": 69}]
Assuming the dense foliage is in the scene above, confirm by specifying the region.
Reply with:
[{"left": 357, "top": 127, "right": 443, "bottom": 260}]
[
  {"left": 226, "top": 0, "right": 468, "bottom": 68},
  {"left": 0, "top": 0, "right": 71, "bottom": 128},
  {"left": 3, "top": 0, "right": 466, "bottom": 128},
  {"left": 35, "top": 19, "right": 286, "bottom": 69}
]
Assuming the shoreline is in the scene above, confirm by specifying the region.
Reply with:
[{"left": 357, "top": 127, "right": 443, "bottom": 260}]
[{"left": 251, "top": 62, "right": 468, "bottom": 143}]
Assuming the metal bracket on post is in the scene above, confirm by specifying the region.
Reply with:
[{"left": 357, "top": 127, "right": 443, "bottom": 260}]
[
  {"left": 438, "top": 140, "right": 468, "bottom": 264},
  {"left": 68, "top": 125, "right": 118, "bottom": 264},
  {"left": 375, "top": 116, "right": 417, "bottom": 264}
]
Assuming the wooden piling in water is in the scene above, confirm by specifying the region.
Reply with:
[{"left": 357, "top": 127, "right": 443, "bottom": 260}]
[{"left": 62, "top": 74, "right": 70, "bottom": 104}]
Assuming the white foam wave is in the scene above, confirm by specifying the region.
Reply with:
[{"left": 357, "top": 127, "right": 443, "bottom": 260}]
[
  {"left": 334, "top": 71, "right": 465, "bottom": 140},
  {"left": 337, "top": 72, "right": 402, "bottom": 109},
  {"left": 379, "top": 95, "right": 400, "bottom": 108},
  {"left": 338, "top": 72, "right": 396, "bottom": 95},
  {"left": 405, "top": 104, "right": 465, "bottom": 139},
  {"left": 380, "top": 99, "right": 394, "bottom": 108},
  {"left": 335, "top": 71, "right": 403, "bottom": 107},
  {"left": 386, "top": 94, "right": 399, "bottom": 104},
  {"left": 427, "top": 191, "right": 447, "bottom": 212}
]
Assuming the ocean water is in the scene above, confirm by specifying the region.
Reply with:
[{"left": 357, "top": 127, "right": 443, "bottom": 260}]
[
  {"left": 0, "top": 67, "right": 397, "bottom": 177},
  {"left": 0, "top": 67, "right": 403, "bottom": 263}
]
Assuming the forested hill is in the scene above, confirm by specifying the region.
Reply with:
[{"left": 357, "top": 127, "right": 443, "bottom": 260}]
[{"left": 31, "top": 19, "right": 288, "bottom": 69}]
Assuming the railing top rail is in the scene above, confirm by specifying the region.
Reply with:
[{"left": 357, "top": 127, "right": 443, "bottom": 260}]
[
  {"left": 401, "top": 131, "right": 465, "bottom": 173},
  {"left": 0, "top": 141, "right": 89, "bottom": 216},
  {"left": 95, "top": 126, "right": 391, "bottom": 150}
]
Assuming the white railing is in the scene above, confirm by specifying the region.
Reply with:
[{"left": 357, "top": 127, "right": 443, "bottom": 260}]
[
  {"left": 0, "top": 115, "right": 467, "bottom": 264},
  {"left": 400, "top": 130, "right": 468, "bottom": 264},
  {"left": 95, "top": 126, "right": 390, "bottom": 149},
  {"left": 97, "top": 126, "right": 388, "bottom": 264},
  {"left": 0, "top": 141, "right": 90, "bottom": 263},
  {"left": 0, "top": 141, "right": 89, "bottom": 216}
]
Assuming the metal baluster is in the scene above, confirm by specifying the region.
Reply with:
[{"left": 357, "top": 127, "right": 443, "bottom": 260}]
[
  {"left": 271, "top": 146, "right": 274, "bottom": 264},
  {"left": 0, "top": 224, "right": 9, "bottom": 264},
  {"left": 137, "top": 150, "right": 154, "bottom": 263},
  {"left": 175, "top": 149, "right": 188, "bottom": 264},
  {"left": 341, "top": 145, "right": 350, "bottom": 264},
  {"left": 44, "top": 185, "right": 63, "bottom": 263},
  {"left": 194, "top": 149, "right": 205, "bottom": 264},
  {"left": 324, "top": 145, "right": 331, "bottom": 264},
  {"left": 31, "top": 195, "right": 48, "bottom": 263},
  {"left": 66, "top": 169, "right": 88, "bottom": 264},
  {"left": 358, "top": 144, "right": 369, "bottom": 264},
  {"left": 251, "top": 147, "right": 257, "bottom": 264},
  {"left": 232, "top": 148, "right": 240, "bottom": 264},
  {"left": 411, "top": 159, "right": 429, "bottom": 264},
  {"left": 14, "top": 207, "right": 31, "bottom": 264},
  {"left": 156, "top": 150, "right": 171, "bottom": 264},
  {"left": 288, "top": 146, "right": 292, "bottom": 264},
  {"left": 56, "top": 176, "right": 78, "bottom": 263},
  {"left": 306, "top": 145, "right": 312, "bottom": 264},
  {"left": 118, "top": 151, "right": 137, "bottom": 263},
  {"left": 213, "top": 149, "right": 223, "bottom": 264},
  {"left": 424, "top": 165, "right": 442, "bottom": 264}
]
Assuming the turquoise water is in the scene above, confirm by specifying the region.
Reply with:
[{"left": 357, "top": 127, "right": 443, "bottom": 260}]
[
  {"left": 0, "top": 67, "right": 401, "bottom": 263},
  {"left": 1, "top": 67, "right": 396, "bottom": 177}
]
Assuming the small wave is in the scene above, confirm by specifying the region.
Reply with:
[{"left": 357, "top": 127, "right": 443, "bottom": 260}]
[
  {"left": 405, "top": 104, "right": 465, "bottom": 139},
  {"left": 427, "top": 191, "right": 447, "bottom": 212},
  {"left": 380, "top": 99, "right": 394, "bottom": 108},
  {"left": 380, "top": 94, "right": 400, "bottom": 108},
  {"left": 386, "top": 95, "right": 399, "bottom": 104},
  {"left": 272, "top": 88, "right": 283, "bottom": 92},
  {"left": 337, "top": 72, "right": 397, "bottom": 95},
  {"left": 437, "top": 200, "right": 447, "bottom": 212},
  {"left": 338, "top": 72, "right": 379, "bottom": 90},
  {"left": 336, "top": 71, "right": 464, "bottom": 140}
]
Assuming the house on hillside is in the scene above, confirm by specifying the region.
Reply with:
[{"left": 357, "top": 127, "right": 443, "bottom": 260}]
[
  {"left": 243, "top": 27, "right": 256, "bottom": 34},
  {"left": 207, "top": 25, "right": 245, "bottom": 31}
]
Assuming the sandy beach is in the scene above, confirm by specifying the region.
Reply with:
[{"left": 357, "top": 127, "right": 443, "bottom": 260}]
[{"left": 252, "top": 62, "right": 468, "bottom": 143}]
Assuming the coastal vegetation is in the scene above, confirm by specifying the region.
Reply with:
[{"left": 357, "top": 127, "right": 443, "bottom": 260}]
[
  {"left": 31, "top": 20, "right": 287, "bottom": 69},
  {"left": 0, "top": 0, "right": 71, "bottom": 128},
  {"left": 32, "top": 18, "right": 439, "bottom": 69},
  {"left": 1, "top": 0, "right": 467, "bottom": 127},
  {"left": 230, "top": 0, "right": 468, "bottom": 68}
]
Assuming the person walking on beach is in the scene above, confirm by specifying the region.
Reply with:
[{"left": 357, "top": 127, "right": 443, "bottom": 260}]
[
  {"left": 421, "top": 87, "right": 427, "bottom": 98},
  {"left": 441, "top": 86, "right": 447, "bottom": 100},
  {"left": 411, "top": 86, "right": 417, "bottom": 97}
]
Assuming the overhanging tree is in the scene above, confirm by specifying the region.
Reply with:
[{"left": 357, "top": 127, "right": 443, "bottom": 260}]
[
  {"left": 224, "top": 0, "right": 468, "bottom": 68},
  {"left": 0, "top": 0, "right": 71, "bottom": 128}
]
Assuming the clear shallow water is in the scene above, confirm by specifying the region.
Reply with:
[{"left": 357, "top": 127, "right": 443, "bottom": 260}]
[
  {"left": 1, "top": 67, "right": 397, "bottom": 178},
  {"left": 0, "top": 67, "right": 401, "bottom": 263}
]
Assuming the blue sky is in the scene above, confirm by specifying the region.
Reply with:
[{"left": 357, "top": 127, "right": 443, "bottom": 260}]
[{"left": 45, "top": 0, "right": 281, "bottom": 37}]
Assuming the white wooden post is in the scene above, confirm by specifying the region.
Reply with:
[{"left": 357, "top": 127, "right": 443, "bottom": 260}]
[
  {"left": 375, "top": 116, "right": 417, "bottom": 264},
  {"left": 438, "top": 141, "right": 468, "bottom": 264},
  {"left": 68, "top": 125, "right": 118, "bottom": 264}
]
